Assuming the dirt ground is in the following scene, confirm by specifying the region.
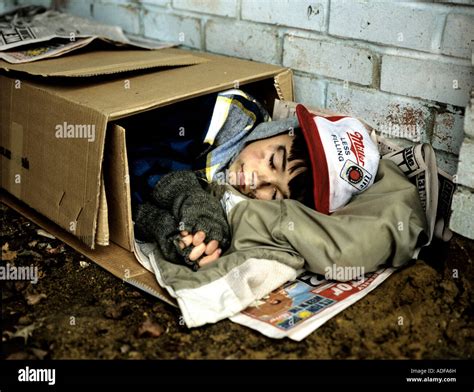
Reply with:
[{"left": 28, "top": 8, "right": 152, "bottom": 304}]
[{"left": 1, "top": 202, "right": 473, "bottom": 360}]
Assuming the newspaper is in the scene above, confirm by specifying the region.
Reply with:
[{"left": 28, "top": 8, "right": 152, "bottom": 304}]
[
  {"left": 273, "top": 99, "right": 456, "bottom": 244},
  {"left": 0, "top": 37, "right": 95, "bottom": 63},
  {"left": 230, "top": 269, "right": 394, "bottom": 341},
  {"left": 0, "top": 6, "right": 174, "bottom": 63}
]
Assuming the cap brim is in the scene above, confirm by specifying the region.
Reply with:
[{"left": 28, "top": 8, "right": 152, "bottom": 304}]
[{"left": 296, "top": 104, "right": 330, "bottom": 214}]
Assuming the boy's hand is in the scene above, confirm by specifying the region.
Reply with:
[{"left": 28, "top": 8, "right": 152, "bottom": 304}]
[{"left": 178, "top": 231, "right": 222, "bottom": 267}]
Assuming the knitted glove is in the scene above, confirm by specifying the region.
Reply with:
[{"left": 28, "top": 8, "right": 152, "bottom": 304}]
[
  {"left": 133, "top": 201, "right": 199, "bottom": 271},
  {"left": 152, "top": 171, "right": 231, "bottom": 251}
]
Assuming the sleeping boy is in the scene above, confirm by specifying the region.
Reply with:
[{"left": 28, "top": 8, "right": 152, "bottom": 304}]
[{"left": 133, "top": 90, "right": 380, "bottom": 271}]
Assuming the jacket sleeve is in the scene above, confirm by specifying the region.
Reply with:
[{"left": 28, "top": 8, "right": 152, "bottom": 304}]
[
  {"left": 228, "top": 160, "right": 428, "bottom": 276},
  {"left": 151, "top": 170, "right": 230, "bottom": 250}
]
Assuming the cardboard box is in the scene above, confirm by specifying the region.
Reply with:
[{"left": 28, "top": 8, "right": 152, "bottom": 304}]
[{"left": 0, "top": 48, "right": 294, "bottom": 305}]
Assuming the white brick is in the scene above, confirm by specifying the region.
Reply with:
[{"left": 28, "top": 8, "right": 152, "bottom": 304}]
[
  {"left": 283, "top": 36, "right": 373, "bottom": 86},
  {"left": 329, "top": 0, "right": 442, "bottom": 52},
  {"left": 455, "top": 139, "right": 474, "bottom": 188},
  {"left": 242, "top": 0, "right": 327, "bottom": 32},
  {"left": 206, "top": 21, "right": 279, "bottom": 64},
  {"left": 293, "top": 74, "right": 326, "bottom": 108},
  {"left": 442, "top": 13, "right": 474, "bottom": 59},
  {"left": 432, "top": 111, "right": 465, "bottom": 155},
  {"left": 381, "top": 56, "right": 473, "bottom": 107},
  {"left": 143, "top": 10, "right": 201, "bottom": 48},
  {"left": 173, "top": 0, "right": 237, "bottom": 17},
  {"left": 94, "top": 3, "right": 141, "bottom": 34},
  {"left": 326, "top": 83, "right": 432, "bottom": 143},
  {"left": 449, "top": 186, "right": 474, "bottom": 240}
]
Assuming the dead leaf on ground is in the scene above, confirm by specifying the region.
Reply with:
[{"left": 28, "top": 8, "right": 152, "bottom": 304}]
[
  {"left": 46, "top": 244, "right": 65, "bottom": 254},
  {"left": 26, "top": 293, "right": 47, "bottom": 305},
  {"left": 137, "top": 319, "right": 164, "bottom": 338},
  {"left": 2, "top": 242, "right": 17, "bottom": 261},
  {"left": 7, "top": 323, "right": 37, "bottom": 344},
  {"left": 31, "top": 347, "right": 48, "bottom": 360},
  {"left": 36, "top": 229, "right": 56, "bottom": 240}
]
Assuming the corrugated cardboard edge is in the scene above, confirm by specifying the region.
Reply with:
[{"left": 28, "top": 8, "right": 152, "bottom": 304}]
[
  {"left": 274, "top": 69, "right": 294, "bottom": 101},
  {"left": 95, "top": 172, "right": 109, "bottom": 246},
  {"left": 0, "top": 49, "right": 208, "bottom": 77},
  {"left": 1, "top": 189, "right": 177, "bottom": 307}
]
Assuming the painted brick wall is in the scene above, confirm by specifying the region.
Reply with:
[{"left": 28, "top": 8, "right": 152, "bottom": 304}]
[{"left": 7, "top": 0, "right": 474, "bottom": 238}]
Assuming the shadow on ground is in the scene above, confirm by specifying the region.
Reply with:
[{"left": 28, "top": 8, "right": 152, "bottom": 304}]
[{"left": 1, "top": 203, "right": 473, "bottom": 359}]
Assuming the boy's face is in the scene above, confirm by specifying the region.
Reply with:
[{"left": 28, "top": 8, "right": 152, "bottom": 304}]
[{"left": 228, "top": 133, "right": 306, "bottom": 200}]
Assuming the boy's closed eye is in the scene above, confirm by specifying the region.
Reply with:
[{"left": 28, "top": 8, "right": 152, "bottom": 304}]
[{"left": 228, "top": 131, "right": 311, "bottom": 205}]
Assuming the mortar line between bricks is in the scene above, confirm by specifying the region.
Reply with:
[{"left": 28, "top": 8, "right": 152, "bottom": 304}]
[
  {"left": 236, "top": 0, "right": 242, "bottom": 21},
  {"left": 324, "top": 0, "right": 330, "bottom": 34}
]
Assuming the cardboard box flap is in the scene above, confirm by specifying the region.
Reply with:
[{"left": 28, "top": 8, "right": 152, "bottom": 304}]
[
  {"left": 15, "top": 50, "right": 288, "bottom": 120},
  {"left": 103, "top": 124, "right": 134, "bottom": 252},
  {"left": 1, "top": 190, "right": 177, "bottom": 307},
  {"left": 95, "top": 172, "right": 110, "bottom": 247},
  {"left": 0, "top": 48, "right": 208, "bottom": 77}
]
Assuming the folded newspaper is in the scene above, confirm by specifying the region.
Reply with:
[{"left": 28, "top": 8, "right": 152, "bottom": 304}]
[
  {"left": 0, "top": 6, "right": 174, "bottom": 63},
  {"left": 132, "top": 99, "right": 455, "bottom": 340}
]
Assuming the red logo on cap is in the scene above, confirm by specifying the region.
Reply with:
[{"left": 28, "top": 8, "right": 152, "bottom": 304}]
[
  {"left": 347, "top": 132, "right": 365, "bottom": 166},
  {"left": 347, "top": 166, "right": 363, "bottom": 184}
]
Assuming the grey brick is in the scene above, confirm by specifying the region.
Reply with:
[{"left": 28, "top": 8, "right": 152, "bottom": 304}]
[
  {"left": 442, "top": 13, "right": 474, "bottom": 59},
  {"left": 449, "top": 186, "right": 474, "bottom": 240},
  {"left": 205, "top": 21, "right": 279, "bottom": 64},
  {"left": 432, "top": 111, "right": 465, "bottom": 155},
  {"left": 329, "top": 0, "right": 442, "bottom": 52},
  {"left": 455, "top": 139, "right": 474, "bottom": 188},
  {"left": 464, "top": 105, "right": 474, "bottom": 139},
  {"left": 283, "top": 36, "right": 373, "bottom": 86},
  {"left": 242, "top": 0, "right": 327, "bottom": 32},
  {"left": 435, "top": 149, "right": 459, "bottom": 177},
  {"left": 381, "top": 55, "right": 473, "bottom": 107},
  {"left": 173, "top": 0, "right": 237, "bottom": 17},
  {"left": 94, "top": 2, "right": 141, "bottom": 34},
  {"left": 15, "top": 0, "right": 52, "bottom": 7},
  {"left": 0, "top": 0, "right": 17, "bottom": 13},
  {"left": 326, "top": 83, "right": 432, "bottom": 143},
  {"left": 60, "top": 0, "right": 93, "bottom": 19},
  {"left": 142, "top": 0, "right": 170, "bottom": 6},
  {"left": 293, "top": 74, "right": 326, "bottom": 108},
  {"left": 143, "top": 10, "right": 201, "bottom": 49}
]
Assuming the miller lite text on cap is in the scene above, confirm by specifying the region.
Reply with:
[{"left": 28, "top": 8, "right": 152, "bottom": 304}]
[{"left": 296, "top": 104, "right": 380, "bottom": 214}]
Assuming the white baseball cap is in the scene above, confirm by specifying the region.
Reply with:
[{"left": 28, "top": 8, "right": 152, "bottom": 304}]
[{"left": 296, "top": 104, "right": 380, "bottom": 214}]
